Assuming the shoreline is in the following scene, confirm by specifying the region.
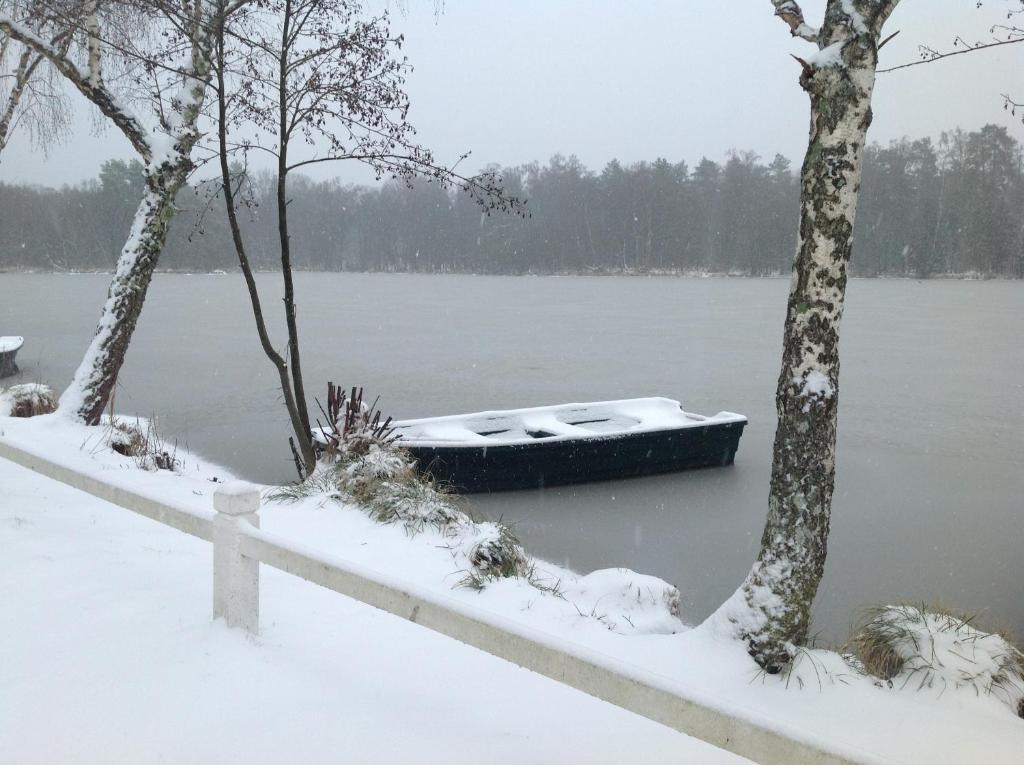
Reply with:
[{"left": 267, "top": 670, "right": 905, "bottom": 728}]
[
  {"left": 3, "top": 413, "right": 1023, "bottom": 764},
  {"left": 2, "top": 268, "right": 1021, "bottom": 281}
]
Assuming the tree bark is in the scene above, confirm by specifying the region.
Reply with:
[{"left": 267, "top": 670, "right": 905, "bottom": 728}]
[
  {"left": 730, "top": 0, "right": 899, "bottom": 673},
  {"left": 274, "top": 0, "right": 316, "bottom": 473},
  {"left": 51, "top": 2, "right": 216, "bottom": 423},
  {"left": 58, "top": 165, "right": 191, "bottom": 423},
  {"left": 213, "top": 5, "right": 314, "bottom": 477}
]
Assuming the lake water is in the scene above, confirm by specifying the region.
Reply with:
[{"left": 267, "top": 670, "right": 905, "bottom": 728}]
[{"left": 2, "top": 272, "right": 1021, "bottom": 643}]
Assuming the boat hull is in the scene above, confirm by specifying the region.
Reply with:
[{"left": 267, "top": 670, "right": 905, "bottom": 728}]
[{"left": 403, "top": 419, "right": 746, "bottom": 493}]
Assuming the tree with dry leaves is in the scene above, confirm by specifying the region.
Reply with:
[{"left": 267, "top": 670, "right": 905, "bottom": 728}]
[{"left": 212, "top": 0, "right": 521, "bottom": 476}]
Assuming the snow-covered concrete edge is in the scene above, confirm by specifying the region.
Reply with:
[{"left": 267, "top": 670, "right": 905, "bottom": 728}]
[
  {"left": 0, "top": 434, "right": 883, "bottom": 765},
  {"left": 0, "top": 436, "right": 214, "bottom": 540}
]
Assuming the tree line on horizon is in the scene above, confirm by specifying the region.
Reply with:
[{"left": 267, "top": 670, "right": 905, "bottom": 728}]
[{"left": 2, "top": 123, "right": 1022, "bottom": 278}]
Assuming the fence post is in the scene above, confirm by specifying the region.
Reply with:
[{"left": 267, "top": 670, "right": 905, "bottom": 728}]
[{"left": 213, "top": 481, "right": 261, "bottom": 633}]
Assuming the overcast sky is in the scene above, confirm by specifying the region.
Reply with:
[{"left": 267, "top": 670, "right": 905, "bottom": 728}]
[{"left": 2, "top": 0, "right": 1022, "bottom": 187}]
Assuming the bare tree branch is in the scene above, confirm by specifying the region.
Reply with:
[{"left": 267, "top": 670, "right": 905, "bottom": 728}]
[
  {"left": 1002, "top": 92, "right": 1024, "bottom": 124},
  {"left": 0, "top": 45, "right": 42, "bottom": 151},
  {"left": 0, "top": 13, "right": 153, "bottom": 159},
  {"left": 878, "top": 35, "right": 1024, "bottom": 73}
]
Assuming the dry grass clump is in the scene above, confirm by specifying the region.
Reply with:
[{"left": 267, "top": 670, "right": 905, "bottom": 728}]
[
  {"left": 359, "top": 473, "right": 466, "bottom": 533},
  {"left": 463, "top": 522, "right": 530, "bottom": 584},
  {"left": 268, "top": 440, "right": 464, "bottom": 534},
  {"left": 848, "top": 604, "right": 1024, "bottom": 715},
  {"left": 458, "top": 520, "right": 532, "bottom": 593},
  {"left": 0, "top": 383, "right": 57, "bottom": 417},
  {"left": 270, "top": 383, "right": 533, "bottom": 590},
  {"left": 274, "top": 384, "right": 466, "bottom": 534},
  {"left": 271, "top": 449, "right": 531, "bottom": 587},
  {"left": 106, "top": 418, "right": 180, "bottom": 471}
]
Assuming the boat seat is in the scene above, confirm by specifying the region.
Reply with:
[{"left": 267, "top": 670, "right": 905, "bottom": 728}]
[{"left": 519, "top": 412, "right": 594, "bottom": 438}]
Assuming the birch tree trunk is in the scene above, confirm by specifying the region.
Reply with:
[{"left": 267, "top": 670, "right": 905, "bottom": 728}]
[
  {"left": 2, "top": 3, "right": 219, "bottom": 424},
  {"left": 60, "top": 63, "right": 213, "bottom": 424},
  {"left": 58, "top": 163, "right": 196, "bottom": 423},
  {"left": 728, "top": 0, "right": 900, "bottom": 673}
]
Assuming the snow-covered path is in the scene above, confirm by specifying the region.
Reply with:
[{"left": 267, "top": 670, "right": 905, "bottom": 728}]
[{"left": 0, "top": 456, "right": 749, "bottom": 765}]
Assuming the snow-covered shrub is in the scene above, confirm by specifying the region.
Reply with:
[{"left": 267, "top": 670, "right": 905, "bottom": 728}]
[
  {"left": 108, "top": 419, "right": 146, "bottom": 456},
  {"left": 272, "top": 424, "right": 468, "bottom": 535},
  {"left": 848, "top": 604, "right": 1024, "bottom": 715},
  {"left": 359, "top": 472, "right": 467, "bottom": 534},
  {"left": 106, "top": 418, "right": 180, "bottom": 471},
  {"left": 267, "top": 467, "right": 341, "bottom": 501},
  {"left": 342, "top": 443, "right": 418, "bottom": 498},
  {"left": 271, "top": 384, "right": 537, "bottom": 588},
  {"left": 464, "top": 522, "right": 529, "bottom": 584},
  {"left": 0, "top": 383, "right": 57, "bottom": 417},
  {"left": 315, "top": 384, "right": 400, "bottom": 464}
]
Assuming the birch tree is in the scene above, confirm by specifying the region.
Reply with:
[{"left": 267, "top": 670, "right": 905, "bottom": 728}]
[
  {"left": 721, "top": 0, "right": 901, "bottom": 673},
  {"left": 0, "top": 1, "right": 222, "bottom": 424}
]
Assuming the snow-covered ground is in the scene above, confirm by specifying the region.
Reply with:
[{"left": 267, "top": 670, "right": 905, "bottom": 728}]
[
  {"left": 2, "top": 412, "right": 1023, "bottom": 764},
  {"left": 0, "top": 449, "right": 748, "bottom": 764}
]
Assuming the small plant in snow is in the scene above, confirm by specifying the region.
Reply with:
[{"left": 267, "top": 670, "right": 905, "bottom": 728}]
[
  {"left": 315, "top": 384, "right": 399, "bottom": 463},
  {"left": 106, "top": 417, "right": 180, "bottom": 472},
  {"left": 358, "top": 473, "right": 467, "bottom": 534},
  {"left": 266, "top": 467, "right": 342, "bottom": 502},
  {"left": 0, "top": 384, "right": 57, "bottom": 418},
  {"left": 343, "top": 442, "right": 410, "bottom": 482},
  {"left": 848, "top": 604, "right": 1024, "bottom": 715},
  {"left": 464, "top": 522, "right": 529, "bottom": 583},
  {"left": 270, "top": 383, "right": 545, "bottom": 591},
  {"left": 272, "top": 384, "right": 467, "bottom": 533}
]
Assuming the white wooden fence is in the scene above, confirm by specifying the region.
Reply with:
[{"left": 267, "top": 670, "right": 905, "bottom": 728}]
[{"left": 0, "top": 438, "right": 884, "bottom": 765}]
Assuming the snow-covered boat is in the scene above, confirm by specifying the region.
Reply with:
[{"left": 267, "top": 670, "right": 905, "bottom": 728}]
[
  {"left": 392, "top": 397, "right": 747, "bottom": 493},
  {"left": 0, "top": 336, "right": 23, "bottom": 378}
]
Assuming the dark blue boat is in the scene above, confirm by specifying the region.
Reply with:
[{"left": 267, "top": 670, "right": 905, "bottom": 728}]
[{"left": 392, "top": 397, "right": 747, "bottom": 493}]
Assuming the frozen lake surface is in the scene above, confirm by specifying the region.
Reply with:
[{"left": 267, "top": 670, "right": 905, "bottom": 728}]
[{"left": 2, "top": 272, "right": 1021, "bottom": 642}]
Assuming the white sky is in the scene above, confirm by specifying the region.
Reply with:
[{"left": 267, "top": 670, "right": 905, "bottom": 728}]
[{"left": 2, "top": 0, "right": 1022, "bottom": 187}]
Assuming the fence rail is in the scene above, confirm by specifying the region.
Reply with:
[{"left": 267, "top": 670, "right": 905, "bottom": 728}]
[{"left": 0, "top": 437, "right": 880, "bottom": 765}]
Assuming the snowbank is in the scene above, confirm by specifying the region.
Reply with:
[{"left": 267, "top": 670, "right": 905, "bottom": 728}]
[
  {"left": 0, "top": 455, "right": 742, "bottom": 764},
  {"left": 0, "top": 384, "right": 57, "bottom": 417},
  {"left": 2, "top": 413, "right": 1022, "bottom": 763}
]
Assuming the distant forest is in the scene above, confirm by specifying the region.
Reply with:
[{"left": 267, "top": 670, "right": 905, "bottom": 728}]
[{"left": 2, "top": 124, "right": 1022, "bottom": 277}]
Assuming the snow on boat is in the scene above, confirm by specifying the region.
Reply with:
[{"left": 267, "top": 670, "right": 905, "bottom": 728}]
[
  {"left": 392, "top": 397, "right": 747, "bottom": 493},
  {"left": 0, "top": 336, "right": 23, "bottom": 379}
]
